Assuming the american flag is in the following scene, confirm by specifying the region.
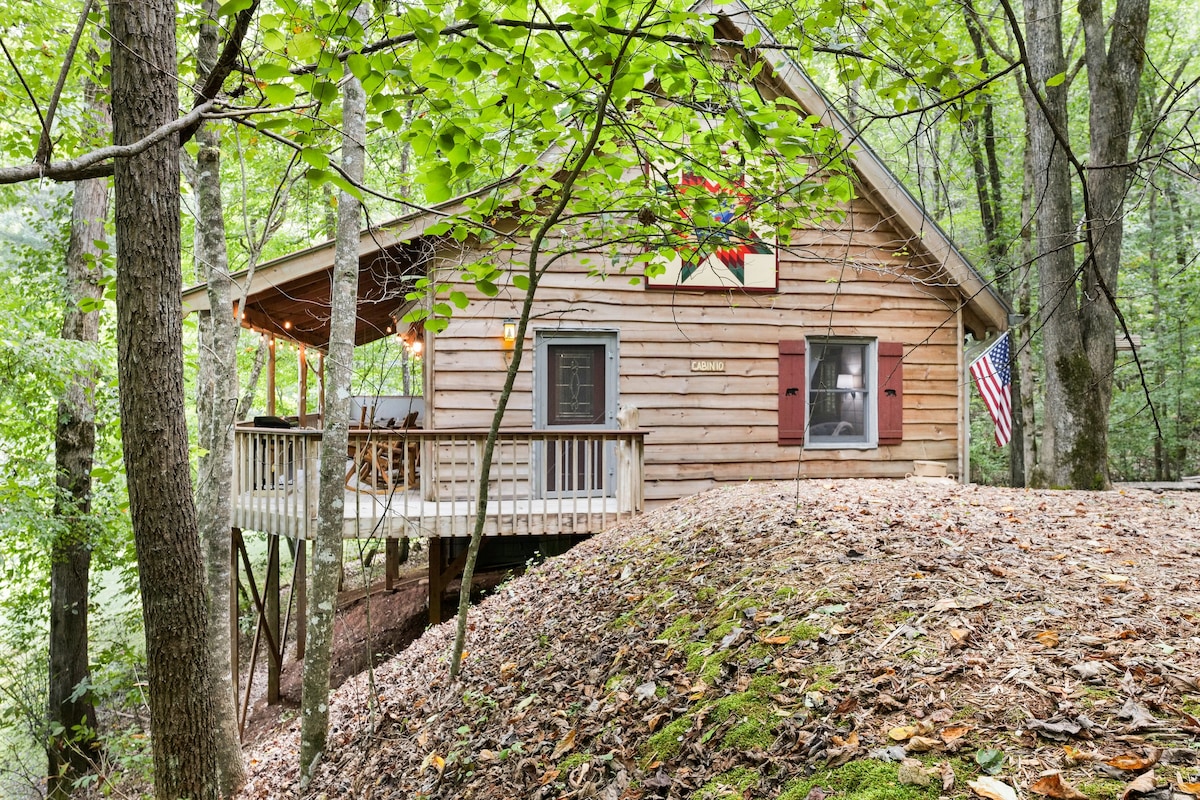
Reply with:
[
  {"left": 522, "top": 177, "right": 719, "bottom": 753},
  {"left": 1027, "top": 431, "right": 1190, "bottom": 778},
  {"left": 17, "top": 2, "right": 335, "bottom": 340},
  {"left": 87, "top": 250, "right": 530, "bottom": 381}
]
[{"left": 969, "top": 332, "right": 1012, "bottom": 447}]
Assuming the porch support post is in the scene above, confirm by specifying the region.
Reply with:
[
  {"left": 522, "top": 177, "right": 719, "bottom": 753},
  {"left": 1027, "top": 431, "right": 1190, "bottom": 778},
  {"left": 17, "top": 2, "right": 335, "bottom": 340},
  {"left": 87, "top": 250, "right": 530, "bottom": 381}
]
[
  {"left": 294, "top": 537, "right": 307, "bottom": 660},
  {"left": 230, "top": 527, "right": 241, "bottom": 707},
  {"left": 265, "top": 532, "right": 281, "bottom": 704},
  {"left": 385, "top": 538, "right": 399, "bottom": 591},
  {"left": 267, "top": 335, "right": 277, "bottom": 416},
  {"left": 428, "top": 536, "right": 443, "bottom": 624},
  {"left": 298, "top": 343, "right": 308, "bottom": 427}
]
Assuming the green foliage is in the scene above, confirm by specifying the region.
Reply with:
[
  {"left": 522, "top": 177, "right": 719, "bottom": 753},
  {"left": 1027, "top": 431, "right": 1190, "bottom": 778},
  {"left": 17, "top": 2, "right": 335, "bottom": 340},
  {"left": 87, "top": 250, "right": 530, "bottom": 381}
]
[{"left": 779, "top": 760, "right": 940, "bottom": 800}]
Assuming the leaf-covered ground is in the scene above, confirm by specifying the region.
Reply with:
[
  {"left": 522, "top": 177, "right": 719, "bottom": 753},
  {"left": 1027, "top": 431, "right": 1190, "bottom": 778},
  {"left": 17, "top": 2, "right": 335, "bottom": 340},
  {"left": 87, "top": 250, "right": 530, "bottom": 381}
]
[{"left": 238, "top": 479, "right": 1200, "bottom": 800}]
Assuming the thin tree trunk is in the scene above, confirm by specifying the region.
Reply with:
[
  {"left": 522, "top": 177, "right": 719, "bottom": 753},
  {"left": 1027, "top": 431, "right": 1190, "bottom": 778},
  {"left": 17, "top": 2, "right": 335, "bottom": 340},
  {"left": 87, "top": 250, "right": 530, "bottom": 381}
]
[
  {"left": 1018, "top": 123, "right": 1038, "bottom": 480},
  {"left": 300, "top": 6, "right": 367, "bottom": 779},
  {"left": 192, "top": 0, "right": 247, "bottom": 792},
  {"left": 47, "top": 79, "right": 108, "bottom": 794},
  {"left": 109, "top": 0, "right": 220, "bottom": 795}
]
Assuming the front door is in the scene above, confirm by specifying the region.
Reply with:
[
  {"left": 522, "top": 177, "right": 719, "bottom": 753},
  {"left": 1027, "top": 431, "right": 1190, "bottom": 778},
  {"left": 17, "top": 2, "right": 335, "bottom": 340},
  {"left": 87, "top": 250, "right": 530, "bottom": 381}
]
[{"left": 536, "top": 332, "right": 618, "bottom": 496}]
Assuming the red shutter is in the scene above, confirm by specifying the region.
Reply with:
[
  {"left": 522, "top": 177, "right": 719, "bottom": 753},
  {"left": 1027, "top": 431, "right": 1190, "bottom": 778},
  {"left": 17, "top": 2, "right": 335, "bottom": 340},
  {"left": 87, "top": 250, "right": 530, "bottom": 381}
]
[
  {"left": 779, "top": 340, "right": 806, "bottom": 445},
  {"left": 878, "top": 341, "right": 904, "bottom": 445}
]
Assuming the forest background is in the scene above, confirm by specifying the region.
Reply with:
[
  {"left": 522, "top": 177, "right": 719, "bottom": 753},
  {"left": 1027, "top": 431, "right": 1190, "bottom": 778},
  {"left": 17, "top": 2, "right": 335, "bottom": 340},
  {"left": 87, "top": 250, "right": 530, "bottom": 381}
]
[{"left": 0, "top": 0, "right": 1196, "bottom": 795}]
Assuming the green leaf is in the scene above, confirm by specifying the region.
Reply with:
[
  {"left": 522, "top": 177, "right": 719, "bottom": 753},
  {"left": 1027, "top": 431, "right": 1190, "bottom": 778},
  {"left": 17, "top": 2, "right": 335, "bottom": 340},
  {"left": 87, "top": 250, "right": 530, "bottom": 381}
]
[
  {"left": 217, "top": 0, "right": 253, "bottom": 16},
  {"left": 264, "top": 83, "right": 297, "bottom": 105},
  {"left": 346, "top": 53, "right": 370, "bottom": 81},
  {"left": 975, "top": 748, "right": 1006, "bottom": 775},
  {"left": 255, "top": 63, "right": 291, "bottom": 81},
  {"left": 290, "top": 31, "right": 321, "bottom": 61},
  {"left": 1045, "top": 71, "right": 1066, "bottom": 87},
  {"left": 449, "top": 291, "right": 469, "bottom": 309},
  {"left": 300, "top": 148, "right": 329, "bottom": 169}
]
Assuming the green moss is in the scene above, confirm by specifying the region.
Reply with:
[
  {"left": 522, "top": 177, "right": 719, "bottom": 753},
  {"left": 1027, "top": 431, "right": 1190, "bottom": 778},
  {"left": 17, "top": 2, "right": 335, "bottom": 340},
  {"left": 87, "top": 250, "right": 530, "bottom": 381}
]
[
  {"left": 788, "top": 621, "right": 823, "bottom": 641},
  {"left": 643, "top": 716, "right": 690, "bottom": 763},
  {"left": 1055, "top": 351, "right": 1109, "bottom": 490},
  {"left": 774, "top": 586, "right": 800, "bottom": 601},
  {"left": 661, "top": 614, "right": 697, "bottom": 642},
  {"left": 1076, "top": 778, "right": 1124, "bottom": 799},
  {"left": 604, "top": 673, "right": 627, "bottom": 692},
  {"left": 685, "top": 644, "right": 730, "bottom": 683},
  {"left": 558, "top": 752, "right": 592, "bottom": 773},
  {"left": 722, "top": 719, "right": 775, "bottom": 750},
  {"left": 779, "top": 760, "right": 940, "bottom": 800},
  {"left": 693, "top": 766, "right": 760, "bottom": 798},
  {"left": 696, "top": 586, "right": 717, "bottom": 602}
]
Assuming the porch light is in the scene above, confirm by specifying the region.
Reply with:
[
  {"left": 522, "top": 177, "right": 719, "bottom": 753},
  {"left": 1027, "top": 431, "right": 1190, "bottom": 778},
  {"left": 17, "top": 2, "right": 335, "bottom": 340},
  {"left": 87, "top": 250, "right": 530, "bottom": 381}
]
[
  {"left": 411, "top": 339, "right": 423, "bottom": 355},
  {"left": 502, "top": 318, "right": 517, "bottom": 349}
]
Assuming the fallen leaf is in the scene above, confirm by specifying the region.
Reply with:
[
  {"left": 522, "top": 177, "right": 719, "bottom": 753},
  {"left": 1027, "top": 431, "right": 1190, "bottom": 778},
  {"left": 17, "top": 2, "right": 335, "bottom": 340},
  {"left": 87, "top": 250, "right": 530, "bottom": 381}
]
[
  {"left": 906, "top": 735, "right": 941, "bottom": 753},
  {"left": 1102, "top": 573, "right": 1131, "bottom": 584},
  {"left": 550, "top": 728, "right": 577, "bottom": 760},
  {"left": 898, "top": 758, "right": 937, "bottom": 787},
  {"left": 889, "top": 724, "right": 919, "bottom": 741},
  {"left": 969, "top": 776, "right": 1018, "bottom": 800},
  {"left": 759, "top": 635, "right": 791, "bottom": 645},
  {"left": 539, "top": 767, "right": 560, "bottom": 786},
  {"left": 1106, "top": 750, "right": 1161, "bottom": 771},
  {"left": 831, "top": 731, "right": 859, "bottom": 747},
  {"left": 1174, "top": 781, "right": 1200, "bottom": 796},
  {"left": 941, "top": 725, "right": 971, "bottom": 742},
  {"left": 941, "top": 761, "right": 956, "bottom": 792},
  {"left": 950, "top": 628, "right": 971, "bottom": 644},
  {"left": 1030, "top": 771, "right": 1089, "bottom": 800},
  {"left": 975, "top": 748, "right": 1006, "bottom": 775},
  {"left": 828, "top": 623, "right": 856, "bottom": 635},
  {"left": 1035, "top": 630, "right": 1061, "bottom": 647},
  {"left": 1119, "top": 769, "right": 1157, "bottom": 799}
]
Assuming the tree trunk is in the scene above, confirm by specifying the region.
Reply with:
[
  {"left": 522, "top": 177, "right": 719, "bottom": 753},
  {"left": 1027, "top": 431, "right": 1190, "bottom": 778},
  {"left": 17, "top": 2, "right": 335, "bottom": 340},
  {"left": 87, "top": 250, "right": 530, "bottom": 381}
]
[
  {"left": 47, "top": 107, "right": 108, "bottom": 795},
  {"left": 1078, "top": 0, "right": 1149, "bottom": 472},
  {"left": 109, "top": 0, "right": 220, "bottom": 796},
  {"left": 1022, "top": 0, "right": 1104, "bottom": 488},
  {"left": 192, "top": 0, "right": 247, "bottom": 792},
  {"left": 299, "top": 10, "right": 366, "bottom": 780}
]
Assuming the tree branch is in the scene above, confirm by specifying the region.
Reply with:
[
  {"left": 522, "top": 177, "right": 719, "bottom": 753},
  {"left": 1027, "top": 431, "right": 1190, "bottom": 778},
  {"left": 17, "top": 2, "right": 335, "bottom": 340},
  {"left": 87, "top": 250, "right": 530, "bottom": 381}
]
[
  {"left": 36, "top": 0, "right": 95, "bottom": 166},
  {"left": 0, "top": 99, "right": 216, "bottom": 185}
]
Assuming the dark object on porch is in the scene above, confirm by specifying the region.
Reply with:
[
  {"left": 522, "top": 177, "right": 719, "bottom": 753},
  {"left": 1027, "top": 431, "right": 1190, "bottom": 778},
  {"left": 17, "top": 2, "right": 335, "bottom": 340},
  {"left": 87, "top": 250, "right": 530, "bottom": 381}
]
[{"left": 254, "top": 415, "right": 295, "bottom": 429}]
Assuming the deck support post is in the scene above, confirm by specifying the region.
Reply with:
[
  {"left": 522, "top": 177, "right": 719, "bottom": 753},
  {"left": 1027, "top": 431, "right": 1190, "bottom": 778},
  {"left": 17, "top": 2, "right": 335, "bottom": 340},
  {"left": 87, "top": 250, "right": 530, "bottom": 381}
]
[
  {"left": 428, "top": 536, "right": 443, "bottom": 624},
  {"left": 230, "top": 527, "right": 241, "bottom": 709},
  {"left": 265, "top": 532, "right": 281, "bottom": 704},
  {"left": 294, "top": 537, "right": 307, "bottom": 659},
  {"left": 428, "top": 539, "right": 469, "bottom": 626},
  {"left": 385, "top": 538, "right": 399, "bottom": 590}
]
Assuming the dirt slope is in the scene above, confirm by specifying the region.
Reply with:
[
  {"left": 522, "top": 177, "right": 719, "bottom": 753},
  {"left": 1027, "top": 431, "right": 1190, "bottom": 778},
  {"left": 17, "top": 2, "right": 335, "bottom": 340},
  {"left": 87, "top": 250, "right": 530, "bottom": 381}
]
[{"left": 238, "top": 479, "right": 1200, "bottom": 800}]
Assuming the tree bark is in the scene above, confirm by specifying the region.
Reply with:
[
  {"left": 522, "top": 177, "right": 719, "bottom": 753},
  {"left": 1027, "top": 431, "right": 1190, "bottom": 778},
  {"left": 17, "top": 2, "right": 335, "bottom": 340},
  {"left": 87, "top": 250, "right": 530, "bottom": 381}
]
[
  {"left": 109, "top": 0, "right": 220, "bottom": 796},
  {"left": 1021, "top": 0, "right": 1103, "bottom": 488},
  {"left": 47, "top": 91, "right": 108, "bottom": 794},
  {"left": 1078, "top": 0, "right": 1150, "bottom": 471},
  {"left": 300, "top": 8, "right": 367, "bottom": 780},
  {"left": 192, "top": 0, "right": 247, "bottom": 792}
]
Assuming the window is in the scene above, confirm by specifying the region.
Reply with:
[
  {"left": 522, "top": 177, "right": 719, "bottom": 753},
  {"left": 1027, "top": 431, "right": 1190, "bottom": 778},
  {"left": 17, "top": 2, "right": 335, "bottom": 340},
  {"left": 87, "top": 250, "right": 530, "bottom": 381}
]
[
  {"left": 807, "top": 339, "right": 871, "bottom": 445},
  {"left": 778, "top": 338, "right": 904, "bottom": 447}
]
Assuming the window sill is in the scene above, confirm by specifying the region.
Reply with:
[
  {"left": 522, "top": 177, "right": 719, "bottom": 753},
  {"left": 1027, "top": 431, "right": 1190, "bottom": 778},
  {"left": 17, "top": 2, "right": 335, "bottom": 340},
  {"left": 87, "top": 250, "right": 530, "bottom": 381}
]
[{"left": 803, "top": 441, "right": 877, "bottom": 450}]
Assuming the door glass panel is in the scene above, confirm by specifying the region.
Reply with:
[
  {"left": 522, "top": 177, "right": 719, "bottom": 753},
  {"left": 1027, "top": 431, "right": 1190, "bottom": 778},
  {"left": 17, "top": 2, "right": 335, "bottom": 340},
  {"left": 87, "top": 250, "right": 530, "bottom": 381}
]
[{"left": 548, "top": 344, "right": 605, "bottom": 425}]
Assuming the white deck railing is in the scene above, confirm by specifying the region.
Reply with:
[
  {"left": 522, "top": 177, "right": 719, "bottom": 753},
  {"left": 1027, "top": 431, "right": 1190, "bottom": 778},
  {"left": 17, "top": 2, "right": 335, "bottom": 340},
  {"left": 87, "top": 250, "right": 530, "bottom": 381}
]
[{"left": 232, "top": 426, "right": 646, "bottom": 539}]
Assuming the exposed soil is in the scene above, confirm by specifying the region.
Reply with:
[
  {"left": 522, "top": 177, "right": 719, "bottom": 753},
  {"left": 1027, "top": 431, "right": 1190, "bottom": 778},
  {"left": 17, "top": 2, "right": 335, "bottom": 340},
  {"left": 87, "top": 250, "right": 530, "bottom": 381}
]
[
  {"left": 241, "top": 564, "right": 509, "bottom": 747},
  {"left": 236, "top": 479, "right": 1200, "bottom": 800}
]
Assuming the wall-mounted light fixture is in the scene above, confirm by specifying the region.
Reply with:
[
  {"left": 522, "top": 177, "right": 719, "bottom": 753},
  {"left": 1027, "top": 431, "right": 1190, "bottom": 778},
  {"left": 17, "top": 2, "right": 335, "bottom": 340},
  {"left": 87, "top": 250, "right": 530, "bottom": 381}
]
[{"left": 502, "top": 318, "right": 517, "bottom": 349}]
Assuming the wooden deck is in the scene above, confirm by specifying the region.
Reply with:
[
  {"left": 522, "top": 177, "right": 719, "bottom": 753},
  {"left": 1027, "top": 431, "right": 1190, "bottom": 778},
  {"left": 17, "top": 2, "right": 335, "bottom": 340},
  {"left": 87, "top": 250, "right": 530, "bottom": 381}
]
[{"left": 232, "top": 426, "right": 645, "bottom": 540}]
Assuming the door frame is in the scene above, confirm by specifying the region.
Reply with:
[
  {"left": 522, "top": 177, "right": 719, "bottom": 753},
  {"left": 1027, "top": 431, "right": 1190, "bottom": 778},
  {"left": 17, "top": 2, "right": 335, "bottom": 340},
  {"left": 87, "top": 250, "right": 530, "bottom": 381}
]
[{"left": 533, "top": 329, "right": 620, "bottom": 496}]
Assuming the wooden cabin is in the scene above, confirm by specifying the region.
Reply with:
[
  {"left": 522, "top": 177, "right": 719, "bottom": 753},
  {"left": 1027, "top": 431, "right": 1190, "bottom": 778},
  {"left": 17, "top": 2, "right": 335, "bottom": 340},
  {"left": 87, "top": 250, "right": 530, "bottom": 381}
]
[
  {"left": 183, "top": 0, "right": 1007, "bottom": 533},
  {"left": 182, "top": 1, "right": 1006, "bottom": 716}
]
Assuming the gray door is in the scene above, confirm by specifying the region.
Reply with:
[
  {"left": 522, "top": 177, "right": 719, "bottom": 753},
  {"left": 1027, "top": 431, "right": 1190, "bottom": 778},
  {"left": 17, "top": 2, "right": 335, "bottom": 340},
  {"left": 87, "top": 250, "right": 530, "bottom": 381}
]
[{"left": 535, "top": 332, "right": 618, "bottom": 495}]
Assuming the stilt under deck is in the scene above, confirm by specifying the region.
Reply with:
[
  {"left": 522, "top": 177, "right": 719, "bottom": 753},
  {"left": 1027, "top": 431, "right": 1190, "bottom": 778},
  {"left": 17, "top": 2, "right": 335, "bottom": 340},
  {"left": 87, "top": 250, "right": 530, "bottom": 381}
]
[{"left": 228, "top": 425, "right": 645, "bottom": 735}]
